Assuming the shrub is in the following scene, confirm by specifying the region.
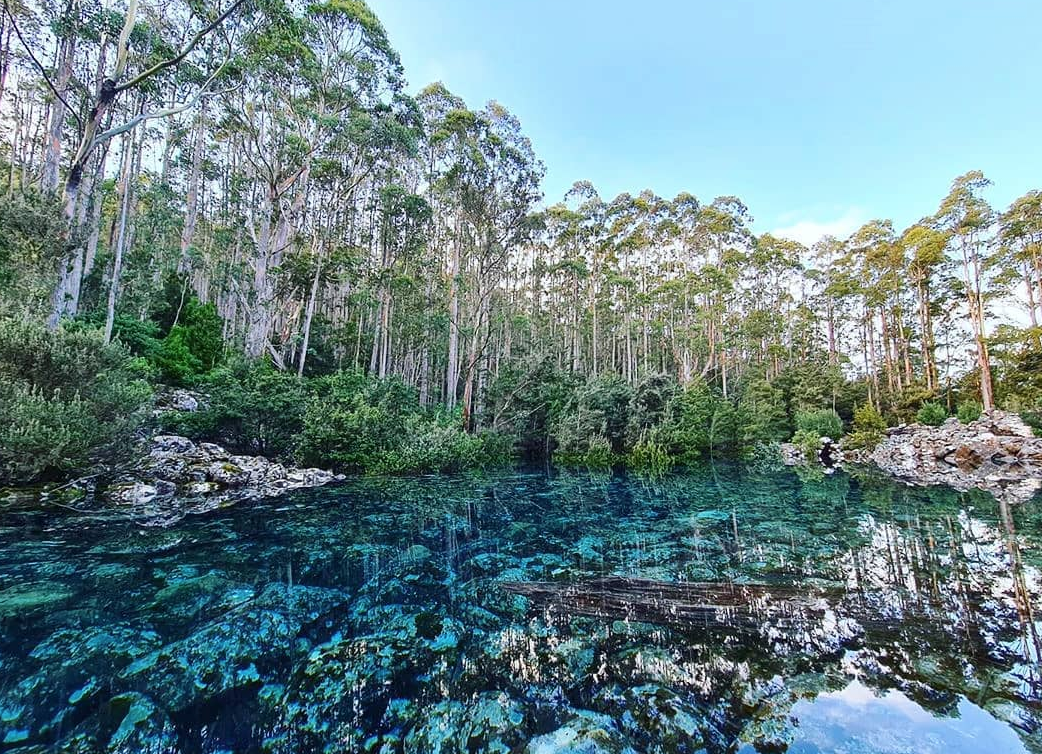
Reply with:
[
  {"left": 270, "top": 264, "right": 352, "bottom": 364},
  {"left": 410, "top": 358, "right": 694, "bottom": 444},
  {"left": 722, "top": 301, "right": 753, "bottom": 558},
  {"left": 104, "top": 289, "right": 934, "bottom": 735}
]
[
  {"left": 552, "top": 375, "right": 633, "bottom": 459},
  {"left": 956, "top": 400, "right": 982, "bottom": 424},
  {"left": 738, "top": 378, "right": 790, "bottom": 445},
  {"left": 627, "top": 374, "right": 679, "bottom": 445},
  {"left": 658, "top": 378, "right": 716, "bottom": 462},
  {"left": 916, "top": 401, "right": 948, "bottom": 426},
  {"left": 627, "top": 435, "right": 673, "bottom": 472},
  {"left": 371, "top": 417, "right": 511, "bottom": 474},
  {"left": 162, "top": 360, "right": 306, "bottom": 456},
  {"left": 794, "top": 408, "right": 843, "bottom": 441},
  {"left": 0, "top": 320, "right": 152, "bottom": 484},
  {"left": 791, "top": 429, "right": 822, "bottom": 461},
  {"left": 843, "top": 403, "right": 887, "bottom": 450},
  {"left": 296, "top": 373, "right": 418, "bottom": 472}
]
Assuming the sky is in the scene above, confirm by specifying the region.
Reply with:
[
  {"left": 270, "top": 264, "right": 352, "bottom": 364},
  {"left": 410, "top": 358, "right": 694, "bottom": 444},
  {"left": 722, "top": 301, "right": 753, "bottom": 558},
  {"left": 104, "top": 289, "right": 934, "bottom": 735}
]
[{"left": 366, "top": 0, "right": 1041, "bottom": 245}]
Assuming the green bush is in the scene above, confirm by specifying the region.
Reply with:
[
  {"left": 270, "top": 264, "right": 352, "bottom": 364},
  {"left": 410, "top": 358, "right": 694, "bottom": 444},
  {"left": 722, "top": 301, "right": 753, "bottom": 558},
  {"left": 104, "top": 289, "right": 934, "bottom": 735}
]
[
  {"left": 738, "top": 377, "right": 790, "bottom": 445},
  {"left": 794, "top": 408, "right": 843, "bottom": 441},
  {"left": 161, "top": 360, "right": 306, "bottom": 456},
  {"left": 372, "top": 417, "right": 511, "bottom": 474},
  {"left": 627, "top": 435, "right": 673, "bottom": 472},
  {"left": 916, "top": 401, "right": 948, "bottom": 426},
  {"left": 296, "top": 373, "right": 418, "bottom": 472},
  {"left": 843, "top": 403, "right": 887, "bottom": 450},
  {"left": 791, "top": 428, "right": 822, "bottom": 461},
  {"left": 552, "top": 375, "right": 633, "bottom": 459},
  {"left": 658, "top": 378, "right": 716, "bottom": 462},
  {"left": 0, "top": 320, "right": 152, "bottom": 484},
  {"left": 956, "top": 400, "right": 982, "bottom": 423},
  {"left": 627, "top": 374, "right": 679, "bottom": 445}
]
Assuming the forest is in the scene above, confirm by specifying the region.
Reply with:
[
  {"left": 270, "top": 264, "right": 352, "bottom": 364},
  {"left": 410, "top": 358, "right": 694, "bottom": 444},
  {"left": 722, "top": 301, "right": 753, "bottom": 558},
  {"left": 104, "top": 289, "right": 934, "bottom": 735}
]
[{"left": 1, "top": 0, "right": 1042, "bottom": 483}]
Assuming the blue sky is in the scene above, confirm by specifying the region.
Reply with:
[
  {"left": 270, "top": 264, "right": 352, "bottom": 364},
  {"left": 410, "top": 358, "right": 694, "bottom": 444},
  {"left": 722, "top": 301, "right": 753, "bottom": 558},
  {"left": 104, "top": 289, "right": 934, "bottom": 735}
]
[{"left": 367, "top": 0, "right": 1041, "bottom": 244}]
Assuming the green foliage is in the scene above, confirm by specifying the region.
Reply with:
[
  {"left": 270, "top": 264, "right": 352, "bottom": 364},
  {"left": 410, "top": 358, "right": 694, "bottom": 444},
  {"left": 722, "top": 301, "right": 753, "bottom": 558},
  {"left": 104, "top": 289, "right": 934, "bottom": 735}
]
[
  {"left": 793, "top": 409, "right": 843, "bottom": 441},
  {"left": 791, "top": 429, "right": 822, "bottom": 461},
  {"left": 843, "top": 403, "right": 887, "bottom": 450},
  {"left": 626, "top": 435, "right": 673, "bottom": 472},
  {"left": 916, "top": 401, "right": 948, "bottom": 426},
  {"left": 297, "top": 372, "right": 508, "bottom": 474},
  {"left": 956, "top": 400, "right": 982, "bottom": 424},
  {"left": 738, "top": 378, "right": 790, "bottom": 445},
  {"left": 162, "top": 361, "right": 307, "bottom": 456},
  {"left": 627, "top": 374, "right": 678, "bottom": 445},
  {"left": 658, "top": 378, "right": 717, "bottom": 462},
  {"left": 486, "top": 357, "right": 578, "bottom": 459},
  {"left": 553, "top": 374, "right": 633, "bottom": 460},
  {"left": 152, "top": 326, "right": 204, "bottom": 385},
  {"left": 296, "top": 373, "right": 416, "bottom": 472},
  {"left": 371, "top": 417, "right": 510, "bottom": 474},
  {"left": 0, "top": 192, "right": 66, "bottom": 317},
  {"left": 0, "top": 320, "right": 152, "bottom": 484}
]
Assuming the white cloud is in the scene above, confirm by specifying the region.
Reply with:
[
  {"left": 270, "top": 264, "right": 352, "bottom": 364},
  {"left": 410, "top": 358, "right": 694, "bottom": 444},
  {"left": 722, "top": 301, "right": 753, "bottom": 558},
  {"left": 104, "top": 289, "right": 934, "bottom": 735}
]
[{"left": 771, "top": 208, "right": 868, "bottom": 247}]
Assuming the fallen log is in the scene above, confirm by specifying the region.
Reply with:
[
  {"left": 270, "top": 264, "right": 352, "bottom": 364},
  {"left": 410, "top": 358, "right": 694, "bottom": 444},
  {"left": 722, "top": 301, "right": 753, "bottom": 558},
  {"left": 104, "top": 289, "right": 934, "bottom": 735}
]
[{"left": 501, "top": 577, "right": 840, "bottom": 632}]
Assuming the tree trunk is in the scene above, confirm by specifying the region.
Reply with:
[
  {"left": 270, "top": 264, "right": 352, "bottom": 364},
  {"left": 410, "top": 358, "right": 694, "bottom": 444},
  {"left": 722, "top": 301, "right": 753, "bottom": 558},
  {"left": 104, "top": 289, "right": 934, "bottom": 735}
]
[
  {"left": 179, "top": 105, "right": 207, "bottom": 272},
  {"left": 103, "top": 130, "right": 136, "bottom": 343},
  {"left": 40, "top": 30, "right": 76, "bottom": 194}
]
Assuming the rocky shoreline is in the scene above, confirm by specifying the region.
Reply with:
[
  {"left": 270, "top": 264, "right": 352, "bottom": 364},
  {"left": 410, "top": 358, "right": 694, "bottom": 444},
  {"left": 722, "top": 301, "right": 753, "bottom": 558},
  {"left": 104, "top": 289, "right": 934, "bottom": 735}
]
[
  {"left": 6, "top": 433, "right": 345, "bottom": 525},
  {"left": 783, "top": 410, "right": 1042, "bottom": 504},
  {"left": 106, "top": 434, "right": 344, "bottom": 506}
]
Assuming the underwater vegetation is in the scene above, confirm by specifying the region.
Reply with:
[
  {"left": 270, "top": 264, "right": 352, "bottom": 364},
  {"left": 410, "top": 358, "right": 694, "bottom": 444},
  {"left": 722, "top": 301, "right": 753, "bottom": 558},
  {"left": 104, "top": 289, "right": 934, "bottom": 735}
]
[{"left": 0, "top": 464, "right": 1039, "bottom": 753}]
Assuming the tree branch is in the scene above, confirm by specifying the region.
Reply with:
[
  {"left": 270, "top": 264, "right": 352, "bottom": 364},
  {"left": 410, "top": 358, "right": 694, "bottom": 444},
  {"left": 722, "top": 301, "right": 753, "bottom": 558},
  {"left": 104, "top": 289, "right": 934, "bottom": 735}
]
[
  {"left": 2, "top": 0, "right": 83, "bottom": 130},
  {"left": 115, "top": 0, "right": 246, "bottom": 94},
  {"left": 91, "top": 61, "right": 227, "bottom": 148}
]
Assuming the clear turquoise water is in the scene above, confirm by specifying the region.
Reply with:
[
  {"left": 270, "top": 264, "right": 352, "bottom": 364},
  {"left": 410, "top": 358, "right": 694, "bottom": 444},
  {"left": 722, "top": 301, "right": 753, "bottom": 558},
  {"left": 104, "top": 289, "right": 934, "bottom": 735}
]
[{"left": 0, "top": 464, "right": 1039, "bottom": 753}]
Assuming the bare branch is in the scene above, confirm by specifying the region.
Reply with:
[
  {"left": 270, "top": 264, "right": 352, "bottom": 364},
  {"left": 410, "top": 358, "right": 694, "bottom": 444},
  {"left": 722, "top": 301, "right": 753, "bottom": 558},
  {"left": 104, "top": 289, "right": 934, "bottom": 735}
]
[
  {"left": 2, "top": 0, "right": 82, "bottom": 130},
  {"left": 91, "top": 61, "right": 227, "bottom": 148},
  {"left": 115, "top": 0, "right": 246, "bottom": 94}
]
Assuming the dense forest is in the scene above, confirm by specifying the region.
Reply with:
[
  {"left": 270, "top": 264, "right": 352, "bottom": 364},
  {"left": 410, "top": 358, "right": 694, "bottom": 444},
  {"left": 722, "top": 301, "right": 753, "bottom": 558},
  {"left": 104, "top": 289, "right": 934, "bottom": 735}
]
[{"left": 1, "top": 0, "right": 1041, "bottom": 482}]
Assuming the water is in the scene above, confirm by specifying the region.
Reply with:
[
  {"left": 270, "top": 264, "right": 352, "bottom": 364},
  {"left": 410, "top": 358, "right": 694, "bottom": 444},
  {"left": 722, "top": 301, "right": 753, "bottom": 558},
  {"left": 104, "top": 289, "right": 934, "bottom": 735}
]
[{"left": 0, "top": 464, "right": 1039, "bottom": 753}]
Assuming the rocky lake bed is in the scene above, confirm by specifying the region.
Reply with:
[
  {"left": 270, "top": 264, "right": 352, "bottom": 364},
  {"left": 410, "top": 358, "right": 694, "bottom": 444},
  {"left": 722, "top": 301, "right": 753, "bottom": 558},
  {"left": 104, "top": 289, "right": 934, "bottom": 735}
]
[{"left": 0, "top": 465, "right": 1039, "bottom": 753}]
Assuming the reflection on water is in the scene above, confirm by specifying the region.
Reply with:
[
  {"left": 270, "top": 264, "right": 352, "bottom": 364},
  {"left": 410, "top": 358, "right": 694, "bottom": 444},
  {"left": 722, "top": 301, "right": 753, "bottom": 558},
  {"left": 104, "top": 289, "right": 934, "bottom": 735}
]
[
  {"left": 776, "top": 680, "right": 1029, "bottom": 754},
  {"left": 0, "top": 464, "right": 1039, "bottom": 753}
]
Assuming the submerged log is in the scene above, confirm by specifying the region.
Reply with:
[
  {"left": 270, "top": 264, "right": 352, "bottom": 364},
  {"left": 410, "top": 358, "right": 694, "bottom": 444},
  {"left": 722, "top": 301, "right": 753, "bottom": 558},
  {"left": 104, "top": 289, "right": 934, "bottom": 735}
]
[{"left": 501, "top": 577, "right": 842, "bottom": 633}]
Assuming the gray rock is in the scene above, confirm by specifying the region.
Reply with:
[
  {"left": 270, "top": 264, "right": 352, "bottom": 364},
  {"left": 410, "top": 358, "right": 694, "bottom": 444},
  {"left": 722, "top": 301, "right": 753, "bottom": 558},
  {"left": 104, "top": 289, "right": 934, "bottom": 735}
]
[
  {"left": 151, "top": 435, "right": 196, "bottom": 454},
  {"left": 207, "top": 461, "right": 250, "bottom": 487},
  {"left": 865, "top": 410, "right": 1042, "bottom": 503},
  {"left": 101, "top": 434, "right": 342, "bottom": 516}
]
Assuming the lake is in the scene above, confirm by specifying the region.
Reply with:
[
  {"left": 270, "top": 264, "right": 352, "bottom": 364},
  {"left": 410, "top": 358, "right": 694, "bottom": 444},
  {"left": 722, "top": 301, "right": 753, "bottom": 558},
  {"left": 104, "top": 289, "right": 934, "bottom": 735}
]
[{"left": 0, "top": 465, "right": 1039, "bottom": 753}]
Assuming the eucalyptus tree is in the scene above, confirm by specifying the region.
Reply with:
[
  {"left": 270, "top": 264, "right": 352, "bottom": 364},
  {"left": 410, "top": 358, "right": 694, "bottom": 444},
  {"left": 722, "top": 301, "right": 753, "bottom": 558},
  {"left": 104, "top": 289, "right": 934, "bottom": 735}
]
[
  {"left": 935, "top": 171, "right": 996, "bottom": 410},
  {"left": 900, "top": 222, "right": 950, "bottom": 390},
  {"left": 997, "top": 190, "right": 1042, "bottom": 343},
  {"left": 31, "top": 0, "right": 251, "bottom": 327},
  {"left": 223, "top": 0, "right": 413, "bottom": 360}
]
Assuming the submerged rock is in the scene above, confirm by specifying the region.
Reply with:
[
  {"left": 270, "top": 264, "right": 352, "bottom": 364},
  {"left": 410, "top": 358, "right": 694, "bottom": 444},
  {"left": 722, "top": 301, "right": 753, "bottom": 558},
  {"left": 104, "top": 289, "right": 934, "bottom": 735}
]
[{"left": 525, "top": 711, "right": 635, "bottom": 754}]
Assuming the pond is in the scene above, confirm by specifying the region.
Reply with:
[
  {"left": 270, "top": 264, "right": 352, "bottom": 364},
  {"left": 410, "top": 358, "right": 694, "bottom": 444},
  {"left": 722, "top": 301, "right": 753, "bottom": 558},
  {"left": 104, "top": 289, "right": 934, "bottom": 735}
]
[{"left": 0, "top": 465, "right": 1039, "bottom": 753}]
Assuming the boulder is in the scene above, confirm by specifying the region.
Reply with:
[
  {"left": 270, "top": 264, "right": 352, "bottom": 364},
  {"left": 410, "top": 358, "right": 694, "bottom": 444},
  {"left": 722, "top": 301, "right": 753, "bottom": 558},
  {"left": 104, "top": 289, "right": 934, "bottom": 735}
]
[
  {"left": 101, "top": 435, "right": 343, "bottom": 516},
  {"left": 865, "top": 410, "right": 1042, "bottom": 504}
]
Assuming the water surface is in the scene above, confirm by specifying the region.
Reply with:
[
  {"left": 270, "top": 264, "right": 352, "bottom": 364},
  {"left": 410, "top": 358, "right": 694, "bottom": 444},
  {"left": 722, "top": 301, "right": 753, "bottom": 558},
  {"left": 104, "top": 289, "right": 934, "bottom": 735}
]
[{"left": 0, "top": 465, "right": 1039, "bottom": 753}]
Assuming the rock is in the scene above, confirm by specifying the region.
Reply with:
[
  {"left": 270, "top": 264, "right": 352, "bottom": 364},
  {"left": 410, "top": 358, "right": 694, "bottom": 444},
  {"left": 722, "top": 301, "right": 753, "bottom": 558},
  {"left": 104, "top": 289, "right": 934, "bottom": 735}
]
[
  {"left": 199, "top": 442, "right": 229, "bottom": 458},
  {"left": 207, "top": 461, "right": 250, "bottom": 487},
  {"left": 121, "top": 608, "right": 295, "bottom": 711},
  {"left": 101, "top": 434, "right": 342, "bottom": 515},
  {"left": 151, "top": 435, "right": 196, "bottom": 455},
  {"left": 108, "top": 482, "right": 160, "bottom": 505},
  {"left": 524, "top": 711, "right": 631, "bottom": 754},
  {"left": 866, "top": 410, "right": 1042, "bottom": 504}
]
